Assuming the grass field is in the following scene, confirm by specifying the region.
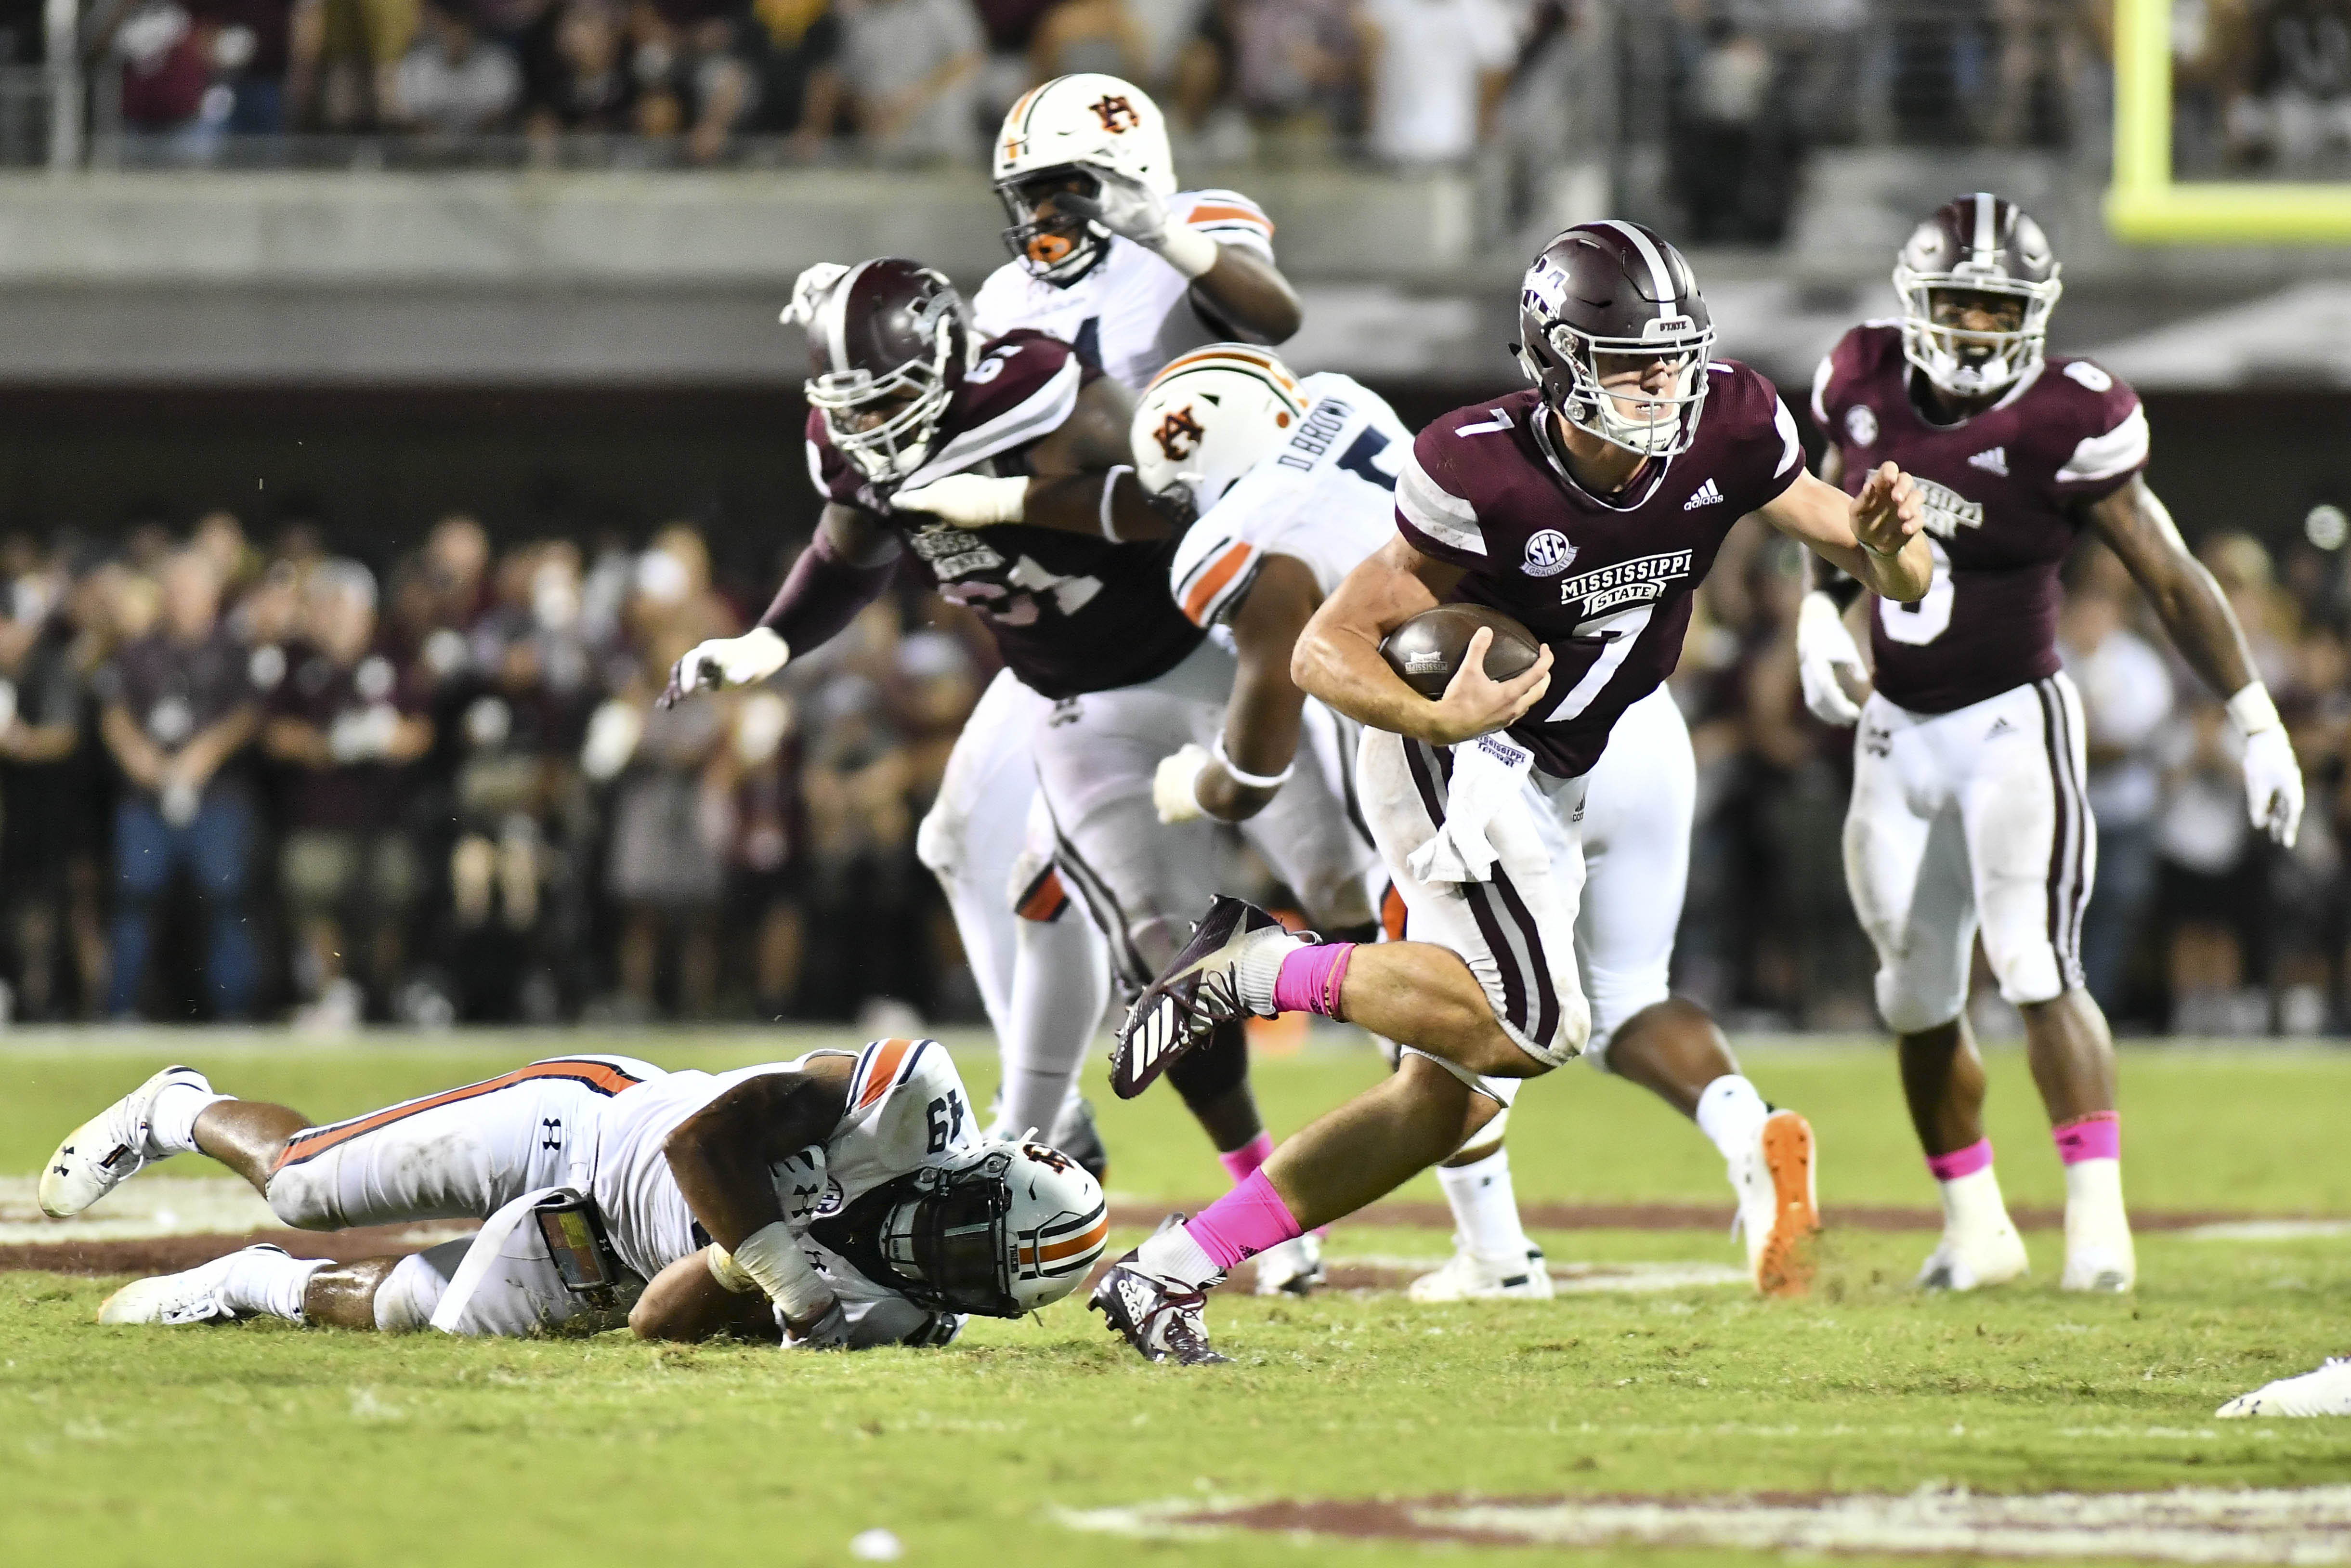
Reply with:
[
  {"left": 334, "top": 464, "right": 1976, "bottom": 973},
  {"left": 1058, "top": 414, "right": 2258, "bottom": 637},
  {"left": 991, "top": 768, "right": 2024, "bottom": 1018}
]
[{"left": 3, "top": 1030, "right": 2349, "bottom": 1567}]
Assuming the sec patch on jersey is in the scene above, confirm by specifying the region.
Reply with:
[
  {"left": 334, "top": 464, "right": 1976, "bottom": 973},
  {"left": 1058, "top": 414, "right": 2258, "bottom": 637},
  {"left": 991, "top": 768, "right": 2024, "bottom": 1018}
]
[{"left": 1379, "top": 604, "right": 1541, "bottom": 699}]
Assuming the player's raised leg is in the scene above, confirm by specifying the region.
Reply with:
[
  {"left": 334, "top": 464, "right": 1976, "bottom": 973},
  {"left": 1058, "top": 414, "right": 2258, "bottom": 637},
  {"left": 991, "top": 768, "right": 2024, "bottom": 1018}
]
[{"left": 42, "top": 1065, "right": 270, "bottom": 1218}]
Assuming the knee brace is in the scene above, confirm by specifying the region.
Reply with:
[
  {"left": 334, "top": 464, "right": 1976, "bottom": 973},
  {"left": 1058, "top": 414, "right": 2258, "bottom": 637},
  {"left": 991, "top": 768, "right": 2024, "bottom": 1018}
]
[{"left": 1166, "top": 1018, "right": 1250, "bottom": 1107}]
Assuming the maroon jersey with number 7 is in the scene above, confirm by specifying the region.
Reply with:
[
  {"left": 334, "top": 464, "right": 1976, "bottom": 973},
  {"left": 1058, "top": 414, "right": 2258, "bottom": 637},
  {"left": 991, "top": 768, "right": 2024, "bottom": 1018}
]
[{"left": 1392, "top": 359, "right": 1804, "bottom": 779}]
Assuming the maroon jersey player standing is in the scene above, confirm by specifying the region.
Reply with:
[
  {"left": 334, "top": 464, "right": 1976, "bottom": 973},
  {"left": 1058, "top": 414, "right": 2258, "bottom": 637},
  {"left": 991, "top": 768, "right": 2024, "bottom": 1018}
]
[
  {"left": 1796, "top": 194, "right": 2305, "bottom": 1296},
  {"left": 1084, "top": 221, "right": 1935, "bottom": 1365}
]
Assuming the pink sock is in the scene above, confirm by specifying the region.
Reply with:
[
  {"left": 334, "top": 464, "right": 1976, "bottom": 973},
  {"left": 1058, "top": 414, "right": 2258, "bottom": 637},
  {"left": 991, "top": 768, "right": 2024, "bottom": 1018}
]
[
  {"left": 1272, "top": 942, "right": 1355, "bottom": 1019},
  {"left": 2052, "top": 1111, "right": 2120, "bottom": 1164},
  {"left": 1218, "top": 1132, "right": 1274, "bottom": 1185},
  {"left": 1185, "top": 1169, "right": 1304, "bottom": 1269},
  {"left": 1926, "top": 1137, "right": 1994, "bottom": 1182}
]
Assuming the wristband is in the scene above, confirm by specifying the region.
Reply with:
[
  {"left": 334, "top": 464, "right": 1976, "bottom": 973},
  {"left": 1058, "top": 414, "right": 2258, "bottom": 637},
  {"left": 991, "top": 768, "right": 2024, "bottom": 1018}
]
[
  {"left": 728, "top": 1220, "right": 833, "bottom": 1320},
  {"left": 2226, "top": 681, "right": 2281, "bottom": 736},
  {"left": 1213, "top": 734, "right": 1295, "bottom": 791},
  {"left": 1157, "top": 222, "right": 1220, "bottom": 280},
  {"left": 1100, "top": 465, "right": 1132, "bottom": 541}
]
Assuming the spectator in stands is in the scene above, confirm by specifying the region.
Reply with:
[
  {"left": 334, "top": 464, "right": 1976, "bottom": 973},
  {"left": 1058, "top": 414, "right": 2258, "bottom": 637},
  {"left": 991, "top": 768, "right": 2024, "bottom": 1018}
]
[
  {"left": 2062, "top": 550, "right": 2176, "bottom": 1019},
  {"left": 628, "top": 0, "right": 752, "bottom": 162},
  {"left": 1670, "top": 9, "right": 1802, "bottom": 243},
  {"left": 522, "top": 0, "right": 639, "bottom": 134},
  {"left": 0, "top": 544, "right": 99, "bottom": 1020},
  {"left": 972, "top": 0, "right": 1055, "bottom": 123},
  {"left": 1030, "top": 0, "right": 1147, "bottom": 81},
  {"left": 109, "top": 0, "right": 215, "bottom": 134},
  {"left": 1355, "top": 0, "right": 1516, "bottom": 166},
  {"left": 95, "top": 548, "right": 261, "bottom": 1021},
  {"left": 724, "top": 686, "right": 804, "bottom": 1017},
  {"left": 262, "top": 561, "right": 434, "bottom": 1030},
  {"left": 736, "top": 0, "right": 843, "bottom": 154},
  {"left": 189, "top": 0, "right": 297, "bottom": 132},
  {"left": 839, "top": 0, "right": 984, "bottom": 159},
  {"left": 292, "top": 0, "right": 422, "bottom": 129},
  {"left": 388, "top": 0, "right": 523, "bottom": 132},
  {"left": 2227, "top": 0, "right": 2351, "bottom": 171},
  {"left": 1180, "top": 0, "right": 1359, "bottom": 145}
]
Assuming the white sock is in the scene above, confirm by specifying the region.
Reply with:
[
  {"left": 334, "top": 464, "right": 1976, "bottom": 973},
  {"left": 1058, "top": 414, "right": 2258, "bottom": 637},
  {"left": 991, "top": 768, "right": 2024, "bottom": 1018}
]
[
  {"left": 1694, "top": 1074, "right": 1770, "bottom": 1165},
  {"left": 1234, "top": 928, "right": 1306, "bottom": 1017},
  {"left": 1437, "top": 1147, "right": 1531, "bottom": 1262},
  {"left": 1135, "top": 1220, "right": 1222, "bottom": 1289},
  {"left": 147, "top": 1084, "right": 230, "bottom": 1158},
  {"left": 997, "top": 912, "right": 1109, "bottom": 1141},
  {"left": 221, "top": 1248, "right": 327, "bottom": 1323},
  {"left": 1939, "top": 1165, "right": 2013, "bottom": 1233}
]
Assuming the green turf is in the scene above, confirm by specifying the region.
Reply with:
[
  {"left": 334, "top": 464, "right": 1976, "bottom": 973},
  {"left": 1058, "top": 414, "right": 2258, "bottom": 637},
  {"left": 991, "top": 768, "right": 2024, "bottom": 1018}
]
[{"left": 3, "top": 1031, "right": 2349, "bottom": 1568}]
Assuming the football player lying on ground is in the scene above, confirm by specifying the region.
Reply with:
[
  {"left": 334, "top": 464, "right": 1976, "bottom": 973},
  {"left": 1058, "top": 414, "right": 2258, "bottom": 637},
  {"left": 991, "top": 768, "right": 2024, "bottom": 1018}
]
[
  {"left": 1800, "top": 194, "right": 2304, "bottom": 1295},
  {"left": 1090, "top": 222, "right": 1933, "bottom": 1363},
  {"left": 2219, "top": 1356, "right": 2351, "bottom": 1419},
  {"left": 951, "top": 341, "right": 1826, "bottom": 1301},
  {"left": 43, "top": 1041, "right": 1106, "bottom": 1344}
]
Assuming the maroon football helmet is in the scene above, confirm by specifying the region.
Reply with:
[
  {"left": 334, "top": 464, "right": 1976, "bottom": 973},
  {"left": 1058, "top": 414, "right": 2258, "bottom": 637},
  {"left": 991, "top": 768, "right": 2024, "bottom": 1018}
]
[
  {"left": 1516, "top": 221, "right": 1716, "bottom": 459},
  {"left": 791, "top": 258, "right": 974, "bottom": 483},
  {"left": 1894, "top": 193, "right": 2063, "bottom": 399}
]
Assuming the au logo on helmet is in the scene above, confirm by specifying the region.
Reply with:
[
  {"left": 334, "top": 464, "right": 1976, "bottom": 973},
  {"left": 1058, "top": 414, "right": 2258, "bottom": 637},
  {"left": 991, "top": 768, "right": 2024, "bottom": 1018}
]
[
  {"left": 1153, "top": 405, "right": 1205, "bottom": 461},
  {"left": 1090, "top": 95, "right": 1139, "bottom": 132}
]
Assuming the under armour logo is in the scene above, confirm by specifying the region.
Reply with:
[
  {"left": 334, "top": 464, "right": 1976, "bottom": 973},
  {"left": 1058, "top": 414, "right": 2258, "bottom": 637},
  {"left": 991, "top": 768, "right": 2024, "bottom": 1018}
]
[
  {"left": 540, "top": 1119, "right": 563, "bottom": 1150},
  {"left": 1089, "top": 94, "right": 1140, "bottom": 133},
  {"left": 1152, "top": 405, "right": 1204, "bottom": 462}
]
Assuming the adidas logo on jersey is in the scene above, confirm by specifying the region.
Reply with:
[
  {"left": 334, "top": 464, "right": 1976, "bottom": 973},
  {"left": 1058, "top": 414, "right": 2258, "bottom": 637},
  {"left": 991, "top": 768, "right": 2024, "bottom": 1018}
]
[
  {"left": 1987, "top": 716, "right": 2016, "bottom": 740},
  {"left": 1968, "top": 447, "right": 2009, "bottom": 477},
  {"left": 1683, "top": 479, "right": 1724, "bottom": 511}
]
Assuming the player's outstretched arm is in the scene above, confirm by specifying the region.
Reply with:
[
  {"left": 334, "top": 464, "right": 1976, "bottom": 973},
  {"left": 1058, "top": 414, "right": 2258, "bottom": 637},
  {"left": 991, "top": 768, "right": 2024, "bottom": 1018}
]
[
  {"left": 1761, "top": 463, "right": 1933, "bottom": 603},
  {"left": 1293, "top": 534, "right": 1552, "bottom": 745},
  {"left": 661, "top": 1055, "right": 857, "bottom": 1343},
  {"left": 630, "top": 1249, "right": 786, "bottom": 1343},
  {"left": 2086, "top": 475, "right": 2304, "bottom": 844},
  {"left": 660, "top": 505, "right": 899, "bottom": 708},
  {"left": 1160, "top": 552, "right": 1320, "bottom": 824},
  {"left": 892, "top": 373, "right": 1173, "bottom": 539}
]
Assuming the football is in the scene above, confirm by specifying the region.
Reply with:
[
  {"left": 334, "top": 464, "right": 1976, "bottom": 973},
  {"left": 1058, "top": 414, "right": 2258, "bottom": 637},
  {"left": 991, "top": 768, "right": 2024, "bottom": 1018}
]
[{"left": 1377, "top": 604, "right": 1543, "bottom": 700}]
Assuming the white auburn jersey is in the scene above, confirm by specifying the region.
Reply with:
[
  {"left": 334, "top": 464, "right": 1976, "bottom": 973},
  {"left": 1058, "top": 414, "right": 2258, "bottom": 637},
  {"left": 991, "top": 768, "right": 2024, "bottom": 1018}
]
[
  {"left": 593, "top": 1037, "right": 976, "bottom": 1292},
  {"left": 971, "top": 189, "right": 1277, "bottom": 392},
  {"left": 1167, "top": 372, "right": 1410, "bottom": 627}
]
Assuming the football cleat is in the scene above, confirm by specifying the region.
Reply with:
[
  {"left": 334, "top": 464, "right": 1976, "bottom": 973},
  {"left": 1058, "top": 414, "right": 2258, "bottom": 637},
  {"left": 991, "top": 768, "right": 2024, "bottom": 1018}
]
[
  {"left": 40, "top": 1065, "right": 213, "bottom": 1219},
  {"left": 2217, "top": 1358, "right": 2351, "bottom": 1418},
  {"left": 97, "top": 1244, "right": 289, "bottom": 1326},
  {"left": 2061, "top": 1187, "right": 2137, "bottom": 1294},
  {"left": 1112, "top": 896, "right": 1294, "bottom": 1099},
  {"left": 1049, "top": 1095, "right": 1110, "bottom": 1184},
  {"left": 1250, "top": 1233, "right": 1324, "bottom": 1297},
  {"left": 1408, "top": 1243, "right": 1554, "bottom": 1302},
  {"left": 1915, "top": 1218, "right": 2030, "bottom": 1292},
  {"left": 1731, "top": 1109, "right": 1820, "bottom": 1297},
  {"left": 1089, "top": 1241, "right": 1230, "bottom": 1366}
]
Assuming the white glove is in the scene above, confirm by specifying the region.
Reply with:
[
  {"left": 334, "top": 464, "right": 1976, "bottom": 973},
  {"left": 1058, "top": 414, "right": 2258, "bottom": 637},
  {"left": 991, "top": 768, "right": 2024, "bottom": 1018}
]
[
  {"left": 1406, "top": 731, "right": 1533, "bottom": 885},
  {"left": 779, "top": 261, "right": 850, "bottom": 327},
  {"left": 664, "top": 627, "right": 789, "bottom": 707},
  {"left": 777, "top": 1297, "right": 852, "bottom": 1351},
  {"left": 893, "top": 473, "right": 1029, "bottom": 528},
  {"left": 1152, "top": 744, "right": 1210, "bottom": 824},
  {"left": 580, "top": 698, "right": 645, "bottom": 781},
  {"left": 2230, "top": 682, "right": 2305, "bottom": 847},
  {"left": 1059, "top": 170, "right": 1220, "bottom": 279},
  {"left": 1796, "top": 590, "right": 1868, "bottom": 727}
]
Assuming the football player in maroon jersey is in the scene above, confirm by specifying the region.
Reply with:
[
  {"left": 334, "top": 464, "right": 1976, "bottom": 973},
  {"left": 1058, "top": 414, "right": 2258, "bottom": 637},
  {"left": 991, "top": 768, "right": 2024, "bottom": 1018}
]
[
  {"left": 1086, "top": 221, "right": 1933, "bottom": 1364},
  {"left": 1797, "top": 194, "right": 2305, "bottom": 1295}
]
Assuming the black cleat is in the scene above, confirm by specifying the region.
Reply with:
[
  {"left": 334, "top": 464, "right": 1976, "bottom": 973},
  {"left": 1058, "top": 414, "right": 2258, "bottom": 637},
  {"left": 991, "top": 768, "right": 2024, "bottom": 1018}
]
[
  {"left": 1112, "top": 896, "right": 1294, "bottom": 1100},
  {"left": 1050, "top": 1096, "right": 1110, "bottom": 1184},
  {"left": 1089, "top": 1241, "right": 1231, "bottom": 1367}
]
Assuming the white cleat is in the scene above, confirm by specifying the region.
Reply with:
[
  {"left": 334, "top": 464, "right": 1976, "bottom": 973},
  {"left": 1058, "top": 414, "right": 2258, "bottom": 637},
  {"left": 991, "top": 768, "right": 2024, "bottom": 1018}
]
[
  {"left": 1731, "top": 1109, "right": 1821, "bottom": 1297},
  {"left": 1251, "top": 1233, "right": 1325, "bottom": 1296},
  {"left": 97, "top": 1244, "right": 288, "bottom": 1326},
  {"left": 2060, "top": 1244, "right": 2137, "bottom": 1294},
  {"left": 39, "top": 1065, "right": 213, "bottom": 1218},
  {"left": 1408, "top": 1244, "right": 1554, "bottom": 1302},
  {"left": 1915, "top": 1220, "right": 2030, "bottom": 1292},
  {"left": 2217, "top": 1358, "right": 2351, "bottom": 1418},
  {"left": 2060, "top": 1160, "right": 2136, "bottom": 1293}
]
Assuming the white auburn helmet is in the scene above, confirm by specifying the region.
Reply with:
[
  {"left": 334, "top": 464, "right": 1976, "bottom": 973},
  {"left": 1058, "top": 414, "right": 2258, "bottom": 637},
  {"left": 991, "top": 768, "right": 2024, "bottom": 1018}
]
[
  {"left": 1894, "top": 192, "right": 2063, "bottom": 399},
  {"left": 856, "top": 1139, "right": 1108, "bottom": 1317},
  {"left": 994, "top": 73, "right": 1177, "bottom": 286},
  {"left": 1131, "top": 344, "right": 1309, "bottom": 517}
]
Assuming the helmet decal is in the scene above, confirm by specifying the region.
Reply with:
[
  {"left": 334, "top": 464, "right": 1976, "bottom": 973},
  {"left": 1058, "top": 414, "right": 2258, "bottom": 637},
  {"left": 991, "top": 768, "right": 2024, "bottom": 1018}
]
[
  {"left": 1152, "top": 405, "right": 1205, "bottom": 462},
  {"left": 1129, "top": 344, "right": 1310, "bottom": 515}
]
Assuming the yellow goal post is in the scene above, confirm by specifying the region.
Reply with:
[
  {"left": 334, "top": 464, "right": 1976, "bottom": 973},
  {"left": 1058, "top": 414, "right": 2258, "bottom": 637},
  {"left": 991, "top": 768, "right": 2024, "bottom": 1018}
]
[{"left": 2105, "top": 0, "right": 2351, "bottom": 242}]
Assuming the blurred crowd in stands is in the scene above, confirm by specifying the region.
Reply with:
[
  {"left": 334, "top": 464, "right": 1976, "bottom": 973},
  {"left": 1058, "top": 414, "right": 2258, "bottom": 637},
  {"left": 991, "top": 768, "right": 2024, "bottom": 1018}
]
[
  {"left": 2, "top": 498, "right": 2349, "bottom": 1037},
  {"left": 0, "top": 0, "right": 2321, "bottom": 181}
]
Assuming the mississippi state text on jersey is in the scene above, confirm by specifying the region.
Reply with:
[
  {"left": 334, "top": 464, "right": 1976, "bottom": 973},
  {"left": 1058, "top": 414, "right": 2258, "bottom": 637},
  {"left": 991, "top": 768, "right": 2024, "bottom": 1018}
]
[
  {"left": 1167, "top": 371, "right": 1410, "bottom": 626},
  {"left": 1813, "top": 322, "right": 2148, "bottom": 713},
  {"left": 1394, "top": 361, "right": 1804, "bottom": 778},
  {"left": 809, "top": 328, "right": 1203, "bottom": 698},
  {"left": 971, "top": 191, "right": 1277, "bottom": 392}
]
